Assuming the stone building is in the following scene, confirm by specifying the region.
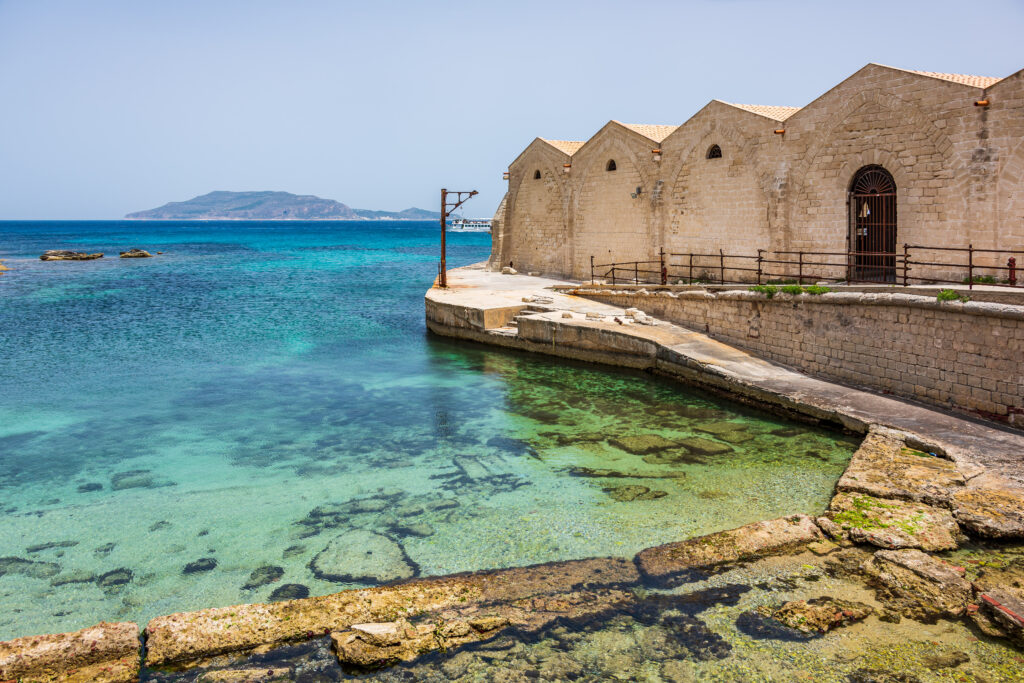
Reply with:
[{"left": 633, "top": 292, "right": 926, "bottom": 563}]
[{"left": 489, "top": 63, "right": 1024, "bottom": 283}]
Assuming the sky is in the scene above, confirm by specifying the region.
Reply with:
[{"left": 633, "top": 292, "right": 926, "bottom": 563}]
[{"left": 0, "top": 0, "right": 1022, "bottom": 220}]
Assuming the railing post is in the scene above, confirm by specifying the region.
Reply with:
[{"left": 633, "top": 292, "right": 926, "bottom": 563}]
[
  {"left": 689, "top": 253, "right": 693, "bottom": 284},
  {"left": 719, "top": 249, "right": 725, "bottom": 284},
  {"left": 660, "top": 247, "right": 667, "bottom": 286},
  {"left": 590, "top": 255, "right": 594, "bottom": 283},
  {"left": 757, "top": 249, "right": 764, "bottom": 285},
  {"left": 635, "top": 261, "right": 639, "bottom": 285},
  {"left": 902, "top": 244, "right": 909, "bottom": 286},
  {"left": 611, "top": 265, "right": 616, "bottom": 286},
  {"left": 798, "top": 251, "right": 804, "bottom": 285},
  {"left": 846, "top": 250, "right": 852, "bottom": 284},
  {"left": 1009, "top": 257, "right": 1018, "bottom": 287},
  {"left": 968, "top": 244, "right": 974, "bottom": 290}
]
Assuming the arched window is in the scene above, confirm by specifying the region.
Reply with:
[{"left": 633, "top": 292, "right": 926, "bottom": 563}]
[
  {"left": 706, "top": 144, "right": 722, "bottom": 159},
  {"left": 606, "top": 159, "right": 617, "bottom": 172},
  {"left": 534, "top": 170, "right": 541, "bottom": 179}
]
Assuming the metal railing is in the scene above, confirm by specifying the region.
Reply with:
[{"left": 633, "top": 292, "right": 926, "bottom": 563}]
[{"left": 589, "top": 245, "right": 1022, "bottom": 289}]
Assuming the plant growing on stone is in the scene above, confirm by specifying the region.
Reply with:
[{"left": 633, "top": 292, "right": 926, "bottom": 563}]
[
  {"left": 780, "top": 285, "right": 804, "bottom": 295},
  {"left": 749, "top": 284, "right": 777, "bottom": 299},
  {"left": 803, "top": 285, "right": 832, "bottom": 295},
  {"left": 936, "top": 289, "right": 968, "bottom": 303}
]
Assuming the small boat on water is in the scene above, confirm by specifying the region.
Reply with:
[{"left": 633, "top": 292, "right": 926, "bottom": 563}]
[{"left": 448, "top": 217, "right": 491, "bottom": 232}]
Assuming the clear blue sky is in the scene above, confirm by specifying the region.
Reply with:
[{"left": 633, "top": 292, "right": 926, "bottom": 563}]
[{"left": 1, "top": 0, "right": 1021, "bottom": 219}]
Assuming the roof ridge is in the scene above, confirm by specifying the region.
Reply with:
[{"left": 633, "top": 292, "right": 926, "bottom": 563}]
[
  {"left": 875, "top": 64, "right": 1003, "bottom": 89},
  {"left": 612, "top": 121, "right": 680, "bottom": 143},
  {"left": 539, "top": 138, "right": 586, "bottom": 156},
  {"left": 716, "top": 101, "right": 802, "bottom": 121}
]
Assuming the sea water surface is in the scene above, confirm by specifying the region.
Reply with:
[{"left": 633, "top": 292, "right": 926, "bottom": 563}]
[{"left": 0, "top": 221, "right": 858, "bottom": 640}]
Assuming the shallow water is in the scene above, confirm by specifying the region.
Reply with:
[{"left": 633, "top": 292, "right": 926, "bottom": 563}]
[{"left": 0, "top": 221, "right": 857, "bottom": 640}]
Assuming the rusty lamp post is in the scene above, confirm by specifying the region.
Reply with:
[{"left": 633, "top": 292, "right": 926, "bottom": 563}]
[{"left": 438, "top": 188, "right": 478, "bottom": 288}]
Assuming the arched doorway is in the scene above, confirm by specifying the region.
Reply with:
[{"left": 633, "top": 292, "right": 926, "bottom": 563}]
[{"left": 849, "top": 165, "right": 897, "bottom": 282}]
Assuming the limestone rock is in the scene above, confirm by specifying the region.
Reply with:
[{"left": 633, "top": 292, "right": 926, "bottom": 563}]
[
  {"left": 40, "top": 250, "right": 103, "bottom": 261},
  {"left": 119, "top": 248, "right": 153, "bottom": 258},
  {"left": 837, "top": 431, "right": 964, "bottom": 507},
  {"left": 0, "top": 621, "right": 139, "bottom": 683},
  {"left": 636, "top": 515, "right": 823, "bottom": 585},
  {"left": 827, "top": 492, "right": 959, "bottom": 551},
  {"left": 762, "top": 597, "right": 873, "bottom": 633},
  {"left": 0, "top": 556, "right": 60, "bottom": 579},
  {"left": 608, "top": 434, "right": 678, "bottom": 455},
  {"left": 968, "top": 561, "right": 1024, "bottom": 647},
  {"left": 952, "top": 486, "right": 1024, "bottom": 538},
  {"left": 242, "top": 565, "right": 284, "bottom": 590},
  {"left": 51, "top": 569, "right": 97, "bottom": 586},
  {"left": 861, "top": 549, "right": 971, "bottom": 622},
  {"left": 268, "top": 583, "right": 309, "bottom": 601},
  {"left": 604, "top": 485, "right": 668, "bottom": 502},
  {"left": 310, "top": 530, "right": 416, "bottom": 584},
  {"left": 97, "top": 568, "right": 133, "bottom": 588},
  {"left": 501, "top": 266, "right": 517, "bottom": 274},
  {"left": 184, "top": 558, "right": 218, "bottom": 574}
]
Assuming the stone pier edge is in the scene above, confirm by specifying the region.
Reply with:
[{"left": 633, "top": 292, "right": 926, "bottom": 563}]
[{"left": 4, "top": 269, "right": 1024, "bottom": 681}]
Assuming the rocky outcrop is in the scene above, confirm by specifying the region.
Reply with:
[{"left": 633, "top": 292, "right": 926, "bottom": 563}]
[
  {"left": 636, "top": 515, "right": 823, "bottom": 585},
  {"left": 861, "top": 549, "right": 972, "bottom": 622},
  {"left": 952, "top": 486, "right": 1024, "bottom": 538},
  {"left": 837, "top": 429, "right": 964, "bottom": 507},
  {"left": 40, "top": 250, "right": 103, "bottom": 261},
  {"left": 827, "top": 492, "right": 960, "bottom": 551},
  {"left": 0, "top": 621, "right": 139, "bottom": 683},
  {"left": 968, "top": 561, "right": 1024, "bottom": 647},
  {"left": 309, "top": 530, "right": 417, "bottom": 584},
  {"left": 119, "top": 248, "right": 153, "bottom": 258},
  {"left": 760, "top": 597, "right": 873, "bottom": 634},
  {"left": 607, "top": 434, "right": 678, "bottom": 455}
]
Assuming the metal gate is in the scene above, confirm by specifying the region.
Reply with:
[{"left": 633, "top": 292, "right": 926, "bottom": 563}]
[{"left": 849, "top": 166, "right": 897, "bottom": 282}]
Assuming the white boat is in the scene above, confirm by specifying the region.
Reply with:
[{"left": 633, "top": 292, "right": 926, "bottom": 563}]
[{"left": 448, "top": 217, "right": 491, "bottom": 232}]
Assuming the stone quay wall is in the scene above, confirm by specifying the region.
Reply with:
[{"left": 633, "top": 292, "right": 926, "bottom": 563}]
[{"left": 570, "top": 287, "right": 1024, "bottom": 426}]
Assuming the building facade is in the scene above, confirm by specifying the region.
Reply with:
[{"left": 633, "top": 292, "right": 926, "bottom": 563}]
[{"left": 489, "top": 64, "right": 1024, "bottom": 283}]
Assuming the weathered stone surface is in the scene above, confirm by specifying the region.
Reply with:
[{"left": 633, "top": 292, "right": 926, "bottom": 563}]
[
  {"left": 968, "top": 562, "right": 1024, "bottom": 647},
  {"left": 861, "top": 549, "right": 972, "bottom": 622},
  {"left": 309, "top": 530, "right": 416, "bottom": 584},
  {"left": 952, "top": 486, "right": 1024, "bottom": 538},
  {"left": 608, "top": 434, "right": 678, "bottom": 455},
  {"left": 40, "top": 250, "right": 103, "bottom": 261},
  {"left": 242, "top": 565, "right": 284, "bottom": 590},
  {"left": 119, "top": 248, "right": 153, "bottom": 258},
  {"left": 761, "top": 597, "right": 873, "bottom": 634},
  {"left": 636, "top": 515, "right": 823, "bottom": 585},
  {"left": 827, "top": 492, "right": 959, "bottom": 551},
  {"left": 604, "top": 484, "right": 667, "bottom": 501},
  {"left": 0, "top": 621, "right": 139, "bottom": 683},
  {"left": 837, "top": 430, "right": 965, "bottom": 506}
]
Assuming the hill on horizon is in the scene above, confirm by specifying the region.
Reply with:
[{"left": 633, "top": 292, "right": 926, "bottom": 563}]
[{"left": 126, "top": 191, "right": 441, "bottom": 221}]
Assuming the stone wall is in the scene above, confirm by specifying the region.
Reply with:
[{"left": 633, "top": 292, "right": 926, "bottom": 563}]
[
  {"left": 573, "top": 288, "right": 1024, "bottom": 426},
  {"left": 494, "top": 64, "right": 1024, "bottom": 283}
]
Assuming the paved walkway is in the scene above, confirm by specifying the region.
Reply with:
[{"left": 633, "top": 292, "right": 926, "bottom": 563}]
[{"left": 427, "top": 265, "right": 1024, "bottom": 491}]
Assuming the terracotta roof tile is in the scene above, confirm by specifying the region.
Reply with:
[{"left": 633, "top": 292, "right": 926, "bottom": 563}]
[
  {"left": 718, "top": 102, "right": 801, "bottom": 121},
  {"left": 885, "top": 66, "right": 1002, "bottom": 89},
  {"left": 540, "top": 139, "right": 585, "bottom": 156},
  {"left": 613, "top": 122, "right": 679, "bottom": 143}
]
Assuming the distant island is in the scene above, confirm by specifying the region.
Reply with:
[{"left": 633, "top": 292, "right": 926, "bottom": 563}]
[{"left": 126, "top": 191, "right": 441, "bottom": 221}]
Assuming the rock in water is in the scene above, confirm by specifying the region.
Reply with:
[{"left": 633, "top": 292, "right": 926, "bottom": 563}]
[
  {"left": 242, "top": 565, "right": 284, "bottom": 590},
  {"left": 119, "top": 248, "right": 153, "bottom": 258},
  {"left": 608, "top": 434, "right": 679, "bottom": 455},
  {"left": 183, "top": 558, "right": 217, "bottom": 574},
  {"left": 310, "top": 530, "right": 416, "bottom": 584},
  {"left": 39, "top": 250, "right": 103, "bottom": 261},
  {"left": 269, "top": 583, "right": 309, "bottom": 601}
]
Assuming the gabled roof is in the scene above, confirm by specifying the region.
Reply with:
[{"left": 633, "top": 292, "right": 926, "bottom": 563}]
[
  {"left": 539, "top": 139, "right": 585, "bottom": 156},
  {"left": 613, "top": 122, "right": 679, "bottom": 143},
  {"left": 880, "top": 65, "right": 1003, "bottom": 89},
  {"left": 717, "top": 101, "right": 801, "bottom": 121}
]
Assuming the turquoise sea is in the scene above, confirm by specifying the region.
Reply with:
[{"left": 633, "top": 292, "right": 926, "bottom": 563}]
[{"left": 0, "top": 221, "right": 857, "bottom": 640}]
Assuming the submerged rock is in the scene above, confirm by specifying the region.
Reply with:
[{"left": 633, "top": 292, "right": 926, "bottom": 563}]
[
  {"left": 39, "top": 250, "right": 103, "bottom": 261},
  {"left": 392, "top": 522, "right": 434, "bottom": 538},
  {"left": 51, "top": 569, "right": 97, "bottom": 586},
  {"left": 677, "top": 436, "right": 733, "bottom": 455},
  {"left": 282, "top": 544, "right": 306, "bottom": 559},
  {"left": 0, "top": 556, "right": 60, "bottom": 579},
  {"left": 183, "top": 558, "right": 218, "bottom": 574},
  {"left": 968, "top": 561, "right": 1024, "bottom": 647},
  {"left": 608, "top": 434, "right": 678, "bottom": 455},
  {"left": 119, "top": 248, "right": 153, "bottom": 258},
  {"left": 26, "top": 540, "right": 78, "bottom": 553},
  {"left": 605, "top": 485, "right": 668, "bottom": 502},
  {"left": 110, "top": 470, "right": 157, "bottom": 491},
  {"left": 761, "top": 597, "right": 873, "bottom": 633},
  {"left": 861, "top": 549, "right": 971, "bottom": 622},
  {"left": 269, "top": 583, "right": 309, "bottom": 601},
  {"left": 77, "top": 482, "right": 103, "bottom": 493},
  {"left": 242, "top": 565, "right": 284, "bottom": 590},
  {"left": 310, "top": 530, "right": 416, "bottom": 584},
  {"left": 735, "top": 610, "right": 819, "bottom": 641},
  {"left": 828, "top": 492, "right": 960, "bottom": 551},
  {"left": 97, "top": 568, "right": 133, "bottom": 587}
]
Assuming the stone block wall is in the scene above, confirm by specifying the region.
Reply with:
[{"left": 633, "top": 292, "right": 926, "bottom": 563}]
[{"left": 575, "top": 288, "right": 1024, "bottom": 426}]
